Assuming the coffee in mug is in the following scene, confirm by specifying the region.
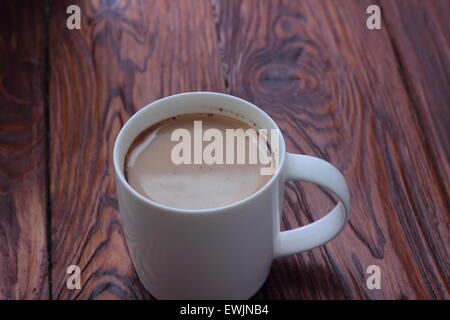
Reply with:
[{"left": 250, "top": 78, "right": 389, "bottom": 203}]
[
  {"left": 113, "top": 92, "right": 350, "bottom": 299},
  {"left": 124, "top": 113, "right": 275, "bottom": 210}
]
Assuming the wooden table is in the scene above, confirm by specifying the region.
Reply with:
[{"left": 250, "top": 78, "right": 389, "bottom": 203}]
[{"left": 1, "top": 0, "right": 448, "bottom": 300}]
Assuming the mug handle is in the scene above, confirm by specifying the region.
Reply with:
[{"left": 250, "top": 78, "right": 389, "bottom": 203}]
[{"left": 274, "top": 153, "right": 351, "bottom": 257}]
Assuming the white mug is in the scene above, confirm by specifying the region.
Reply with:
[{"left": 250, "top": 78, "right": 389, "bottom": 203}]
[{"left": 113, "top": 92, "right": 350, "bottom": 299}]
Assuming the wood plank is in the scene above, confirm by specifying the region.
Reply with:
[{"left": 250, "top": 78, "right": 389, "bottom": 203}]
[
  {"left": 49, "top": 0, "right": 224, "bottom": 299},
  {"left": 0, "top": 0, "right": 49, "bottom": 299},
  {"left": 381, "top": 0, "right": 450, "bottom": 206},
  {"left": 213, "top": 0, "right": 449, "bottom": 299}
]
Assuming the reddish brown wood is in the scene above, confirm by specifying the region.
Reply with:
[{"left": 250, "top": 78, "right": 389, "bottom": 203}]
[
  {"left": 1, "top": 0, "right": 448, "bottom": 300},
  {"left": 381, "top": 0, "right": 450, "bottom": 199},
  {"left": 0, "top": 0, "right": 49, "bottom": 299}
]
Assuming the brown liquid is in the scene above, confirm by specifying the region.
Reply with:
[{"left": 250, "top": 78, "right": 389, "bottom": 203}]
[{"left": 125, "top": 113, "right": 274, "bottom": 210}]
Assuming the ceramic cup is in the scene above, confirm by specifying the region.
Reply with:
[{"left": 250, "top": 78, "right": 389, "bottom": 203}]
[{"left": 113, "top": 92, "right": 350, "bottom": 299}]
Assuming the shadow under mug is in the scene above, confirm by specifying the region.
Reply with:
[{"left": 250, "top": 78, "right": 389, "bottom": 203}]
[{"left": 113, "top": 92, "right": 350, "bottom": 299}]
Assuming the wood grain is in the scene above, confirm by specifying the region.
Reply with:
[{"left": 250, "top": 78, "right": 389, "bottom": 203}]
[
  {"left": 381, "top": 0, "right": 450, "bottom": 201},
  {"left": 49, "top": 0, "right": 224, "bottom": 299},
  {"left": 0, "top": 0, "right": 49, "bottom": 299},
  {"left": 213, "top": 0, "right": 449, "bottom": 299}
]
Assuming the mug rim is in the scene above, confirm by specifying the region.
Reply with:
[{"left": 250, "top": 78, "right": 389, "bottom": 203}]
[{"left": 113, "top": 91, "right": 287, "bottom": 215}]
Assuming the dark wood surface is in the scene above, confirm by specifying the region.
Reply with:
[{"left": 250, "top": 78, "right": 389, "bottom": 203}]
[
  {"left": 0, "top": 0, "right": 49, "bottom": 299},
  {"left": 0, "top": 0, "right": 448, "bottom": 300}
]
